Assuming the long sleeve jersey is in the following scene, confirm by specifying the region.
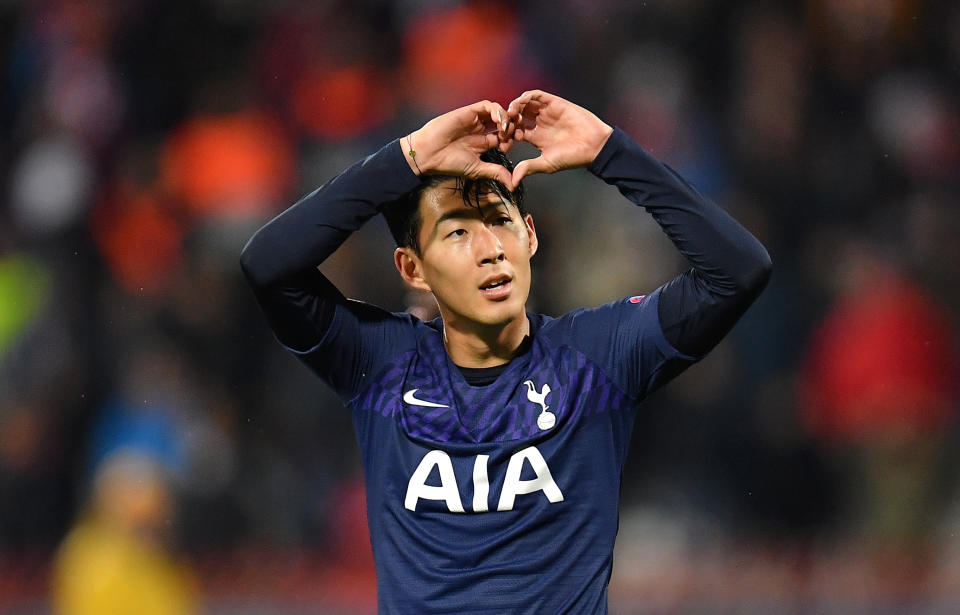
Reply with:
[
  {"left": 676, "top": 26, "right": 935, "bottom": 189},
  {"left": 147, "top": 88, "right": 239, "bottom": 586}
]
[{"left": 240, "top": 128, "right": 771, "bottom": 614}]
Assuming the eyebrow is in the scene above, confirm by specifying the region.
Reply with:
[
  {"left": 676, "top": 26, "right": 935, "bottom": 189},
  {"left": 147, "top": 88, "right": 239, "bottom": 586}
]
[{"left": 433, "top": 200, "right": 512, "bottom": 228}]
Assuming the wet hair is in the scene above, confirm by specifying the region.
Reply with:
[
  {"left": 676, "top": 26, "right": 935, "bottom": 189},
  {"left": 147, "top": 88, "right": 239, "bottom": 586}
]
[{"left": 383, "top": 148, "right": 526, "bottom": 256}]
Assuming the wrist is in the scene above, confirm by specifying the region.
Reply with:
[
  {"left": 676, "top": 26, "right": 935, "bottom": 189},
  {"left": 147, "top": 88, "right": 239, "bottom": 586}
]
[
  {"left": 403, "top": 132, "right": 424, "bottom": 177},
  {"left": 592, "top": 123, "right": 615, "bottom": 161}
]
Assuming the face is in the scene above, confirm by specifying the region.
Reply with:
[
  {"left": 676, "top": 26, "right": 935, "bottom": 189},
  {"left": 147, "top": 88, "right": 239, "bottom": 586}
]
[{"left": 395, "top": 179, "right": 538, "bottom": 331}]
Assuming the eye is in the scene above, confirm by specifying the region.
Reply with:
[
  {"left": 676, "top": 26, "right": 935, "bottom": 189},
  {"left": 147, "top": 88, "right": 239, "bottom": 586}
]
[
  {"left": 495, "top": 216, "right": 512, "bottom": 225},
  {"left": 447, "top": 228, "right": 467, "bottom": 238}
]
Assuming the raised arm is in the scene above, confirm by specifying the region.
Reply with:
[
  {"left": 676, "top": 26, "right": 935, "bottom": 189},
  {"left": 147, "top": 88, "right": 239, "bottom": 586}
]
[
  {"left": 505, "top": 90, "right": 771, "bottom": 358},
  {"left": 239, "top": 137, "right": 421, "bottom": 352},
  {"left": 239, "top": 100, "right": 514, "bottom": 352},
  {"left": 594, "top": 129, "right": 771, "bottom": 357}
]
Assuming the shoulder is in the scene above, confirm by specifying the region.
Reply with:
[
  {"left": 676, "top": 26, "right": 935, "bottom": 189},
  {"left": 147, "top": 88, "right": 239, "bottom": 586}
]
[
  {"left": 536, "top": 292, "right": 657, "bottom": 344},
  {"left": 325, "top": 298, "right": 426, "bottom": 338},
  {"left": 343, "top": 302, "right": 446, "bottom": 356},
  {"left": 533, "top": 290, "right": 692, "bottom": 398},
  {"left": 290, "top": 300, "right": 438, "bottom": 400}
]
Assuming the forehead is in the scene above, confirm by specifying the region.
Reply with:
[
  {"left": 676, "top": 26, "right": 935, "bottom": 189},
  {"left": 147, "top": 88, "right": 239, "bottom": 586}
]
[{"left": 418, "top": 179, "right": 513, "bottom": 228}]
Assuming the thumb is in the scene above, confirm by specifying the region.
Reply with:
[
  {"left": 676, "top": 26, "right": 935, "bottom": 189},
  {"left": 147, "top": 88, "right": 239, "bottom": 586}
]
[
  {"left": 474, "top": 162, "right": 514, "bottom": 189},
  {"left": 512, "top": 156, "right": 552, "bottom": 187}
]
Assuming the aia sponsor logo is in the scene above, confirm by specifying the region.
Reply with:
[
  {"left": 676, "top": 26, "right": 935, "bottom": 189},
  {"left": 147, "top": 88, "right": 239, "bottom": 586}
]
[{"left": 628, "top": 295, "right": 646, "bottom": 304}]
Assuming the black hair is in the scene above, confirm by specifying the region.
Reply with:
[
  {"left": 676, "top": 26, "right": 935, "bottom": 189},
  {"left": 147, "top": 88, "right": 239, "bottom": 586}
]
[{"left": 383, "top": 148, "right": 526, "bottom": 256}]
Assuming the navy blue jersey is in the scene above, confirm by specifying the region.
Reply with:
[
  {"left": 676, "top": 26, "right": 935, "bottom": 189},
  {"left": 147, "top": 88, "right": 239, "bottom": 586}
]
[
  {"left": 285, "top": 290, "right": 689, "bottom": 613},
  {"left": 241, "top": 127, "right": 771, "bottom": 613}
]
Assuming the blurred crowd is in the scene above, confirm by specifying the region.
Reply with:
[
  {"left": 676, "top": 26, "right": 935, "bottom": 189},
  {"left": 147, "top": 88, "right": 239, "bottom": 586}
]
[{"left": 2, "top": 0, "right": 960, "bottom": 613}]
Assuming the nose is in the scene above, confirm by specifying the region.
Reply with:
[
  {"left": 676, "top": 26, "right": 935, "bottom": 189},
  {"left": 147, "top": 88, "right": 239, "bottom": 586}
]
[{"left": 476, "top": 225, "right": 505, "bottom": 265}]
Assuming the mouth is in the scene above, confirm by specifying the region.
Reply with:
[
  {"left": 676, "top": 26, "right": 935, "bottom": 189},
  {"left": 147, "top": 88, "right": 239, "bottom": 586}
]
[{"left": 479, "top": 274, "right": 513, "bottom": 300}]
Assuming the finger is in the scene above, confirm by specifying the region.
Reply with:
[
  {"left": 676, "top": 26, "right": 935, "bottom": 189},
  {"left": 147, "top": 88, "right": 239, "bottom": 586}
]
[
  {"left": 463, "top": 101, "right": 495, "bottom": 134},
  {"left": 506, "top": 95, "right": 529, "bottom": 122},
  {"left": 474, "top": 162, "right": 514, "bottom": 188},
  {"left": 518, "top": 112, "right": 538, "bottom": 131},
  {"left": 493, "top": 103, "right": 510, "bottom": 136},
  {"left": 475, "top": 112, "right": 511, "bottom": 150},
  {"left": 509, "top": 106, "right": 542, "bottom": 142},
  {"left": 501, "top": 118, "right": 517, "bottom": 142},
  {"left": 468, "top": 99, "right": 500, "bottom": 117},
  {"left": 474, "top": 100, "right": 508, "bottom": 135},
  {"left": 512, "top": 156, "right": 553, "bottom": 185},
  {"left": 463, "top": 132, "right": 501, "bottom": 159},
  {"left": 507, "top": 91, "right": 534, "bottom": 117},
  {"left": 479, "top": 131, "right": 500, "bottom": 151},
  {"left": 511, "top": 122, "right": 532, "bottom": 145},
  {"left": 507, "top": 89, "right": 552, "bottom": 117}
]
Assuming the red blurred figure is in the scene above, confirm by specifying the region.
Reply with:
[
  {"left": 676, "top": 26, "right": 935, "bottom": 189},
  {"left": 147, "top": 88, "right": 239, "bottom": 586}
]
[
  {"left": 802, "top": 268, "right": 957, "bottom": 443},
  {"left": 801, "top": 259, "right": 958, "bottom": 543}
]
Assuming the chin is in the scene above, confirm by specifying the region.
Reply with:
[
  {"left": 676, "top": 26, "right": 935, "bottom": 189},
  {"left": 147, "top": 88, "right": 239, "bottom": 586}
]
[{"left": 476, "top": 300, "right": 526, "bottom": 327}]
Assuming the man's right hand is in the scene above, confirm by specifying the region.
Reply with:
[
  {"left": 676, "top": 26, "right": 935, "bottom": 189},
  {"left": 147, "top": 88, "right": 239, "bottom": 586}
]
[{"left": 402, "top": 100, "right": 514, "bottom": 188}]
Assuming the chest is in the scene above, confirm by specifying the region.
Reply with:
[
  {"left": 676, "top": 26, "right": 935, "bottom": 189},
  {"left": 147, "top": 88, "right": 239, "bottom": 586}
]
[{"left": 352, "top": 345, "right": 637, "bottom": 517}]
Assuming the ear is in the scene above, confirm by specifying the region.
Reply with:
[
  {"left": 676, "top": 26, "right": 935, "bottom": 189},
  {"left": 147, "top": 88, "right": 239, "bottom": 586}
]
[
  {"left": 394, "top": 247, "right": 432, "bottom": 292},
  {"left": 523, "top": 214, "right": 539, "bottom": 258}
]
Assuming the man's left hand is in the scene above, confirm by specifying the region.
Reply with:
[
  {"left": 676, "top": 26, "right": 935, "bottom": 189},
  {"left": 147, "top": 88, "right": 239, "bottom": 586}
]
[{"left": 503, "top": 90, "right": 613, "bottom": 188}]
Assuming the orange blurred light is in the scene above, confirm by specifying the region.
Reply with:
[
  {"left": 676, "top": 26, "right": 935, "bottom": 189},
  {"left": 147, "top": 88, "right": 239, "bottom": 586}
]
[
  {"left": 402, "top": 2, "right": 541, "bottom": 111},
  {"left": 161, "top": 111, "right": 294, "bottom": 219},
  {"left": 292, "top": 64, "right": 396, "bottom": 140},
  {"left": 91, "top": 187, "right": 184, "bottom": 296}
]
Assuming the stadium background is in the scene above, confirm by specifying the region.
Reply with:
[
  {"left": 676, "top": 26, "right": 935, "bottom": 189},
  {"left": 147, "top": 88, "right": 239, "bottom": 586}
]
[{"left": 2, "top": 0, "right": 960, "bottom": 613}]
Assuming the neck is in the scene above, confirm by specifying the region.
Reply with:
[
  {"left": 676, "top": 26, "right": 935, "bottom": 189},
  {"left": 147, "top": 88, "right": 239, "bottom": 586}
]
[{"left": 441, "top": 313, "right": 530, "bottom": 368}]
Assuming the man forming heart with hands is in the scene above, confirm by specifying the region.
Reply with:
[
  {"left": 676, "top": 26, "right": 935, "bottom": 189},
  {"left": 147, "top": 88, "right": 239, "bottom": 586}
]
[{"left": 242, "top": 89, "right": 770, "bottom": 613}]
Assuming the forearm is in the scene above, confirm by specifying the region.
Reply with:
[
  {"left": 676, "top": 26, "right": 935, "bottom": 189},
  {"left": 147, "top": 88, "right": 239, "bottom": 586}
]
[
  {"left": 240, "top": 138, "right": 420, "bottom": 288},
  {"left": 589, "top": 128, "right": 772, "bottom": 356},
  {"left": 240, "top": 138, "right": 420, "bottom": 350}
]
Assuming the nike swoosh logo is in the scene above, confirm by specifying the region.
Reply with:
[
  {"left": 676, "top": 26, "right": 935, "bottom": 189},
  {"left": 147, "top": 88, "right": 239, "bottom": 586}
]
[{"left": 403, "top": 389, "right": 449, "bottom": 408}]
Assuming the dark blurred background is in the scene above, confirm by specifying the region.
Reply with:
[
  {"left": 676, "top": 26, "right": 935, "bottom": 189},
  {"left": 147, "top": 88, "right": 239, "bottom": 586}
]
[{"left": 2, "top": 0, "right": 960, "bottom": 613}]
